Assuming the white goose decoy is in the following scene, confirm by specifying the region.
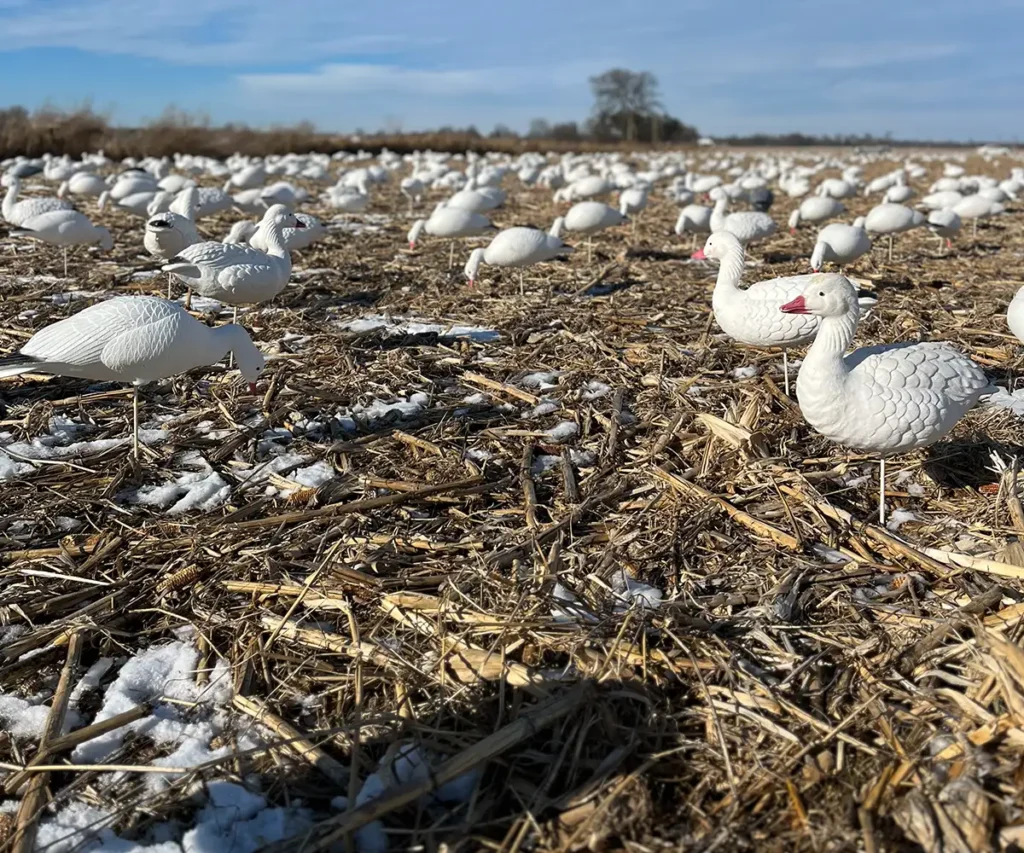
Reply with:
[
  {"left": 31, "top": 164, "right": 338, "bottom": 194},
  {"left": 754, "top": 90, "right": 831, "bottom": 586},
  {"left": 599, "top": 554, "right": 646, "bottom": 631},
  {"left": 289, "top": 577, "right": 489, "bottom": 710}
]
[
  {"left": 193, "top": 187, "right": 233, "bottom": 218},
  {"left": 446, "top": 185, "right": 504, "bottom": 213},
  {"left": 400, "top": 176, "right": 425, "bottom": 212},
  {"left": 781, "top": 276, "right": 991, "bottom": 522},
  {"left": 695, "top": 231, "right": 875, "bottom": 395},
  {"left": 322, "top": 185, "right": 369, "bottom": 212},
  {"left": 99, "top": 190, "right": 158, "bottom": 218},
  {"left": 224, "top": 220, "right": 258, "bottom": 244},
  {"left": 551, "top": 201, "right": 627, "bottom": 263},
  {"left": 163, "top": 204, "right": 300, "bottom": 319},
  {"left": 920, "top": 190, "right": 963, "bottom": 211},
  {"left": 3, "top": 176, "right": 74, "bottom": 227},
  {"left": 864, "top": 203, "right": 926, "bottom": 260},
  {"left": 11, "top": 210, "right": 113, "bottom": 277},
  {"left": 464, "top": 226, "right": 572, "bottom": 295},
  {"left": 407, "top": 207, "right": 496, "bottom": 268},
  {"left": 926, "top": 210, "right": 961, "bottom": 251},
  {"left": 0, "top": 296, "right": 264, "bottom": 458},
  {"left": 952, "top": 194, "right": 1003, "bottom": 237},
  {"left": 249, "top": 212, "right": 325, "bottom": 252},
  {"left": 708, "top": 198, "right": 776, "bottom": 247},
  {"left": 1008, "top": 286, "right": 1024, "bottom": 346},
  {"left": 618, "top": 185, "right": 649, "bottom": 231},
  {"left": 57, "top": 172, "right": 107, "bottom": 201},
  {"left": 787, "top": 197, "right": 845, "bottom": 232},
  {"left": 810, "top": 218, "right": 872, "bottom": 272},
  {"left": 145, "top": 188, "right": 201, "bottom": 297},
  {"left": 674, "top": 204, "right": 713, "bottom": 250}
]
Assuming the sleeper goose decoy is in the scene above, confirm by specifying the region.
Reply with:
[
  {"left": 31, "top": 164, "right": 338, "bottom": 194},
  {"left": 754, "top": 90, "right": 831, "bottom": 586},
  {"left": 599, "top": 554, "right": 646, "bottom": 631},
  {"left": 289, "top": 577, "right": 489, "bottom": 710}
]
[
  {"left": 11, "top": 210, "right": 113, "bottom": 278},
  {"left": 694, "top": 231, "right": 875, "bottom": 395},
  {"left": 551, "top": 201, "right": 627, "bottom": 263},
  {"left": 407, "top": 206, "right": 496, "bottom": 268},
  {"left": 464, "top": 225, "right": 572, "bottom": 295},
  {"left": 810, "top": 218, "right": 872, "bottom": 272},
  {"left": 0, "top": 295, "right": 264, "bottom": 458},
  {"left": 864, "top": 203, "right": 926, "bottom": 260},
  {"left": 781, "top": 276, "right": 991, "bottom": 523},
  {"left": 2, "top": 176, "right": 74, "bottom": 227},
  {"left": 145, "top": 188, "right": 201, "bottom": 297},
  {"left": 162, "top": 204, "right": 301, "bottom": 320}
]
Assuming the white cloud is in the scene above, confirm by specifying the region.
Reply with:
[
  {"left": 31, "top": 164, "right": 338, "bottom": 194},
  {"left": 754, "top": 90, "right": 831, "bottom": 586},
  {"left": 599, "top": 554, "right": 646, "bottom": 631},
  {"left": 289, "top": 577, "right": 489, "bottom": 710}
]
[{"left": 237, "top": 61, "right": 604, "bottom": 98}]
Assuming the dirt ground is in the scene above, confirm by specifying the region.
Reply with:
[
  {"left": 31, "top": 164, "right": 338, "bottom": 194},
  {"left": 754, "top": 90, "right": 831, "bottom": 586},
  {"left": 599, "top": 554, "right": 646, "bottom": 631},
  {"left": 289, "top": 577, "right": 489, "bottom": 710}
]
[{"left": 2, "top": 148, "right": 1024, "bottom": 852}]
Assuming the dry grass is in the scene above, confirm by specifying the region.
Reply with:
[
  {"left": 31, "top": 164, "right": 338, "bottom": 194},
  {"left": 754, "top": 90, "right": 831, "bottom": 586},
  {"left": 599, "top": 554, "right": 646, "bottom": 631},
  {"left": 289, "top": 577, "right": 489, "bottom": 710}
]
[{"left": 2, "top": 149, "right": 1024, "bottom": 852}]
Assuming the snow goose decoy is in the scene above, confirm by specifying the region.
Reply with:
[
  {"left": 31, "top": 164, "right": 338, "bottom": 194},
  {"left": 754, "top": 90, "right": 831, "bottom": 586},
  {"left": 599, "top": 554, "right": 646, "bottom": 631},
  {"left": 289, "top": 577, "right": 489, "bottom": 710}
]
[
  {"left": 781, "top": 275, "right": 991, "bottom": 523},
  {"left": 163, "top": 204, "right": 301, "bottom": 320},
  {"left": 551, "top": 201, "right": 627, "bottom": 263},
  {"left": 810, "top": 218, "right": 872, "bottom": 272},
  {"left": 407, "top": 206, "right": 496, "bottom": 268},
  {"left": 926, "top": 210, "right": 961, "bottom": 251},
  {"left": 57, "top": 172, "right": 107, "bottom": 201},
  {"left": 708, "top": 198, "right": 776, "bottom": 248},
  {"left": 0, "top": 295, "right": 264, "bottom": 458},
  {"left": 11, "top": 210, "right": 112, "bottom": 277},
  {"left": 695, "top": 231, "right": 875, "bottom": 395},
  {"left": 674, "top": 204, "right": 713, "bottom": 250},
  {"left": 864, "top": 203, "right": 926, "bottom": 260},
  {"left": 400, "top": 176, "right": 425, "bottom": 212},
  {"left": 952, "top": 194, "right": 1003, "bottom": 237},
  {"left": 249, "top": 212, "right": 325, "bottom": 253},
  {"left": 787, "top": 196, "right": 845, "bottom": 232},
  {"left": 145, "top": 188, "right": 201, "bottom": 297},
  {"left": 464, "top": 225, "right": 572, "bottom": 295},
  {"left": 3, "top": 176, "right": 74, "bottom": 227}
]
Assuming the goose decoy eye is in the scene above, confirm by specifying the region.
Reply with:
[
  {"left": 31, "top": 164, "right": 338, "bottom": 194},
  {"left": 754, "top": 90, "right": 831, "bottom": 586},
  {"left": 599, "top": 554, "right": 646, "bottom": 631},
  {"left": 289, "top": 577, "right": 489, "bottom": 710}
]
[{"left": 818, "top": 291, "right": 825, "bottom": 296}]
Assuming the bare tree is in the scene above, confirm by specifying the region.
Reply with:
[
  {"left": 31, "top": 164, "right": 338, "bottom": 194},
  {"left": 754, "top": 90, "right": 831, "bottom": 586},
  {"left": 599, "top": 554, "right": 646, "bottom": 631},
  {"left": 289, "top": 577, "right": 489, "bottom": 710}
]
[{"left": 589, "top": 69, "right": 662, "bottom": 142}]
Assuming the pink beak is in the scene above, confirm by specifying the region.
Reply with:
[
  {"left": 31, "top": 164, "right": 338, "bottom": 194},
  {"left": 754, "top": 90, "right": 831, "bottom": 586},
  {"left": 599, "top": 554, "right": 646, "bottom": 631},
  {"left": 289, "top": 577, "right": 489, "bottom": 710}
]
[
  {"left": 248, "top": 382, "right": 258, "bottom": 395},
  {"left": 789, "top": 228, "right": 796, "bottom": 235},
  {"left": 409, "top": 241, "right": 415, "bottom": 250},
  {"left": 691, "top": 249, "right": 706, "bottom": 260},
  {"left": 780, "top": 296, "right": 809, "bottom": 314}
]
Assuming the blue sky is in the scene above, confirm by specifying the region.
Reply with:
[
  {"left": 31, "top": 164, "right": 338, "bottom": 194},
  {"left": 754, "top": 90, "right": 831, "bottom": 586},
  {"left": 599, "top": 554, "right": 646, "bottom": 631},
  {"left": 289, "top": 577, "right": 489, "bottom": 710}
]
[{"left": 0, "top": 0, "right": 1021, "bottom": 140}]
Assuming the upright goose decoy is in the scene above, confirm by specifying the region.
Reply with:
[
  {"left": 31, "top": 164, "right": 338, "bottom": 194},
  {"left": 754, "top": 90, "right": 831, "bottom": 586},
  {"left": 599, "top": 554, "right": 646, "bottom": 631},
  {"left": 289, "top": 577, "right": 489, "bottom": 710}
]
[
  {"left": 11, "top": 210, "right": 112, "bottom": 277},
  {"left": 464, "top": 226, "right": 572, "bottom": 295},
  {"left": 781, "top": 276, "right": 991, "bottom": 523},
  {"left": 145, "top": 188, "right": 201, "bottom": 297},
  {"left": 0, "top": 296, "right": 264, "bottom": 458},
  {"left": 674, "top": 204, "right": 713, "bottom": 250},
  {"left": 163, "top": 204, "right": 301, "bottom": 319},
  {"left": 3, "top": 176, "right": 74, "bottom": 227},
  {"left": 248, "top": 212, "right": 325, "bottom": 252},
  {"left": 695, "top": 231, "right": 875, "bottom": 395},
  {"left": 708, "top": 198, "right": 776, "bottom": 247}
]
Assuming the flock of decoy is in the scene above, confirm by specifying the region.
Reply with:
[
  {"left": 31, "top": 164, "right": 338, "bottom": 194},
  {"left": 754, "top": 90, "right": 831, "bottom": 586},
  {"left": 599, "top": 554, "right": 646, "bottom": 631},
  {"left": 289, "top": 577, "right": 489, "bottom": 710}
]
[{"left": 0, "top": 145, "right": 1021, "bottom": 524}]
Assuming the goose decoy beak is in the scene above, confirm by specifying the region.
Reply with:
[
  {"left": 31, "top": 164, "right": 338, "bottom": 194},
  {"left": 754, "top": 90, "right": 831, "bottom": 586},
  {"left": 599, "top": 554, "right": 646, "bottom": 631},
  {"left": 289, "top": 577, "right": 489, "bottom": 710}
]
[
  {"left": 780, "top": 296, "right": 809, "bottom": 314},
  {"left": 691, "top": 249, "right": 706, "bottom": 260},
  {"left": 248, "top": 382, "right": 259, "bottom": 395}
]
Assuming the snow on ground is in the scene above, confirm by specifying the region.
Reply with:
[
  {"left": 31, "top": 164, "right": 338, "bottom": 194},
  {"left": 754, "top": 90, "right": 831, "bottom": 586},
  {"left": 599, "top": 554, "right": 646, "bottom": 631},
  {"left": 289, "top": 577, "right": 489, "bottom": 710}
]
[
  {"left": 119, "top": 452, "right": 231, "bottom": 514},
  {"left": 986, "top": 387, "right": 1024, "bottom": 416}
]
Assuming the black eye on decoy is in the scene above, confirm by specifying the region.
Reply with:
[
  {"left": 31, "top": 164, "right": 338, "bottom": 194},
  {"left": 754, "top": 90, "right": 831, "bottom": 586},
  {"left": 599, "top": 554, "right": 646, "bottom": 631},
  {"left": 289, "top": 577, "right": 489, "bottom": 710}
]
[{"left": 818, "top": 291, "right": 825, "bottom": 296}]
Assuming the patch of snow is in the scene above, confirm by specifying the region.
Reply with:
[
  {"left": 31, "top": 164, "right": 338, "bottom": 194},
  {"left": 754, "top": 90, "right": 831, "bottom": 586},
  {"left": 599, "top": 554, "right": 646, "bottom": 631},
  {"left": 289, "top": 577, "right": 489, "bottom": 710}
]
[
  {"left": 178, "top": 294, "right": 223, "bottom": 313},
  {"left": 335, "top": 392, "right": 430, "bottom": 432},
  {"left": 582, "top": 381, "right": 612, "bottom": 401},
  {"left": 731, "top": 366, "right": 760, "bottom": 379},
  {"left": 810, "top": 544, "right": 852, "bottom": 564},
  {"left": 121, "top": 454, "right": 231, "bottom": 515},
  {"left": 523, "top": 399, "right": 560, "bottom": 419},
  {"left": 46, "top": 289, "right": 106, "bottom": 305},
  {"left": 611, "top": 570, "right": 664, "bottom": 610},
  {"left": 519, "top": 371, "right": 563, "bottom": 390},
  {"left": 986, "top": 387, "right": 1024, "bottom": 417},
  {"left": 908, "top": 483, "right": 926, "bottom": 496},
  {"left": 886, "top": 510, "right": 918, "bottom": 532},
  {"left": 544, "top": 421, "right": 578, "bottom": 442},
  {"left": 551, "top": 582, "right": 598, "bottom": 623}
]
